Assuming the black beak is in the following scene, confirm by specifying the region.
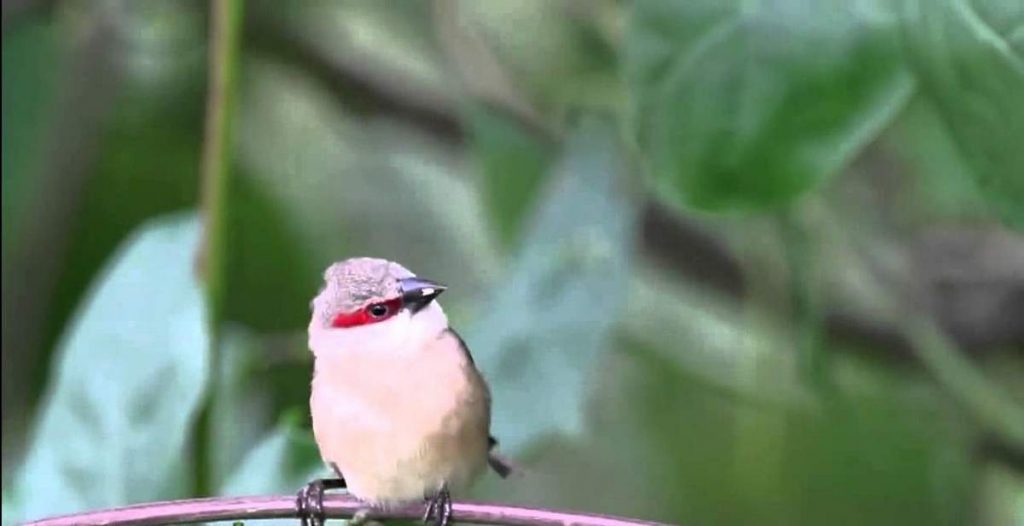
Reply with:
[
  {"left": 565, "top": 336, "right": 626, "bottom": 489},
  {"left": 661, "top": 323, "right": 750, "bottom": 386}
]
[{"left": 399, "top": 277, "right": 447, "bottom": 314}]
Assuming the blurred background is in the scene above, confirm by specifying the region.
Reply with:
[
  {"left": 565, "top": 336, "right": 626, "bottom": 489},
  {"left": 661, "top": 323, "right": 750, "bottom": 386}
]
[{"left": 3, "top": 1, "right": 1023, "bottom": 524}]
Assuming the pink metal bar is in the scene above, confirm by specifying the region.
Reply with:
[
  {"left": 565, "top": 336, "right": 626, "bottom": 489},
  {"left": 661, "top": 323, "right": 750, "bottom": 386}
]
[{"left": 22, "top": 494, "right": 677, "bottom": 526}]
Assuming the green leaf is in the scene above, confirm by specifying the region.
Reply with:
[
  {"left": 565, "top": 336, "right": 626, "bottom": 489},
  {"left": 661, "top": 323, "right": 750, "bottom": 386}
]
[
  {"left": 900, "top": 0, "right": 1024, "bottom": 229},
  {"left": 467, "top": 104, "right": 555, "bottom": 248},
  {"left": 7, "top": 213, "right": 209, "bottom": 522},
  {"left": 625, "top": 0, "right": 913, "bottom": 212},
  {"left": 887, "top": 98, "right": 991, "bottom": 222},
  {"left": 466, "top": 117, "right": 637, "bottom": 452}
]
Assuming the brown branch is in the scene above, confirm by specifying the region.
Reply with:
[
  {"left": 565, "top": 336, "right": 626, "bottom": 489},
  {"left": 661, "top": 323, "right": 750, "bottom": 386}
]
[{"left": 22, "top": 494, "right": 676, "bottom": 526}]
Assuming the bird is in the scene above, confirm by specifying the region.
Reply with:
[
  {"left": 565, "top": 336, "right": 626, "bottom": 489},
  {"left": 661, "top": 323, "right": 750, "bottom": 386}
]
[{"left": 296, "top": 257, "right": 514, "bottom": 526}]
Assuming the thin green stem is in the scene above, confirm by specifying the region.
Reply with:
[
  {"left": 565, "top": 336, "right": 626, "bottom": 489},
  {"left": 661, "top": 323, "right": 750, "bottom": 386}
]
[
  {"left": 731, "top": 224, "right": 789, "bottom": 517},
  {"left": 198, "top": 0, "right": 242, "bottom": 316},
  {"left": 904, "top": 317, "right": 1024, "bottom": 450},
  {"left": 195, "top": 0, "right": 244, "bottom": 497},
  {"left": 778, "top": 209, "right": 830, "bottom": 393},
  {"left": 855, "top": 228, "right": 1024, "bottom": 451}
]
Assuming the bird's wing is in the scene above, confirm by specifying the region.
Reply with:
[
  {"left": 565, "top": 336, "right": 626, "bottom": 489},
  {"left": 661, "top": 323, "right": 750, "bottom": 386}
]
[
  {"left": 444, "top": 327, "right": 476, "bottom": 366},
  {"left": 444, "top": 328, "right": 520, "bottom": 479}
]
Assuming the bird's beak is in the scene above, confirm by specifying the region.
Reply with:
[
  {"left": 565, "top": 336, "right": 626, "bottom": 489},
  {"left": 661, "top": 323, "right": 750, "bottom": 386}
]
[{"left": 399, "top": 277, "right": 447, "bottom": 314}]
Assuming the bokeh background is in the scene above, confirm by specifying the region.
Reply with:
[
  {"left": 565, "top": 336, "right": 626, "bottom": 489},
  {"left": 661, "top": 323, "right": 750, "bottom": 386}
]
[{"left": 3, "top": 1, "right": 1023, "bottom": 525}]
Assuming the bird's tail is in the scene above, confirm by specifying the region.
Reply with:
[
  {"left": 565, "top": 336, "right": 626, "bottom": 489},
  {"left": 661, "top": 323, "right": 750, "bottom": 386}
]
[
  {"left": 488, "top": 452, "right": 519, "bottom": 479},
  {"left": 487, "top": 436, "right": 522, "bottom": 479}
]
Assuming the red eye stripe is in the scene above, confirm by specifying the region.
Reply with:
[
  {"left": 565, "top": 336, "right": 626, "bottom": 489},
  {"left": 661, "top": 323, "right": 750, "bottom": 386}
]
[
  {"left": 331, "top": 298, "right": 403, "bottom": 328},
  {"left": 330, "top": 310, "right": 370, "bottom": 328}
]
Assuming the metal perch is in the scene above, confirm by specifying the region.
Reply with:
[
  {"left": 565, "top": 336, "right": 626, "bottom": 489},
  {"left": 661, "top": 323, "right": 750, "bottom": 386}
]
[{"left": 22, "top": 494, "right": 676, "bottom": 526}]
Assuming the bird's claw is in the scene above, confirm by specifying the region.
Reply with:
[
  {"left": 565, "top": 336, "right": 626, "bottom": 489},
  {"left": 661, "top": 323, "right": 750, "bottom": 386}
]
[
  {"left": 422, "top": 485, "right": 452, "bottom": 526},
  {"left": 297, "top": 478, "right": 346, "bottom": 526},
  {"left": 297, "top": 480, "right": 325, "bottom": 526}
]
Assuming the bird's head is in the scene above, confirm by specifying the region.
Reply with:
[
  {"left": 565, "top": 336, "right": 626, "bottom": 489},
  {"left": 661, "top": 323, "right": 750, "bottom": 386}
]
[{"left": 308, "top": 257, "right": 448, "bottom": 356}]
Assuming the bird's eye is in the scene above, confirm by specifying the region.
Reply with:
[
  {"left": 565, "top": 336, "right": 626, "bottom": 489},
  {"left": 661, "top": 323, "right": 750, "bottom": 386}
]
[
  {"left": 333, "top": 299, "right": 400, "bottom": 328},
  {"left": 367, "top": 303, "right": 389, "bottom": 318}
]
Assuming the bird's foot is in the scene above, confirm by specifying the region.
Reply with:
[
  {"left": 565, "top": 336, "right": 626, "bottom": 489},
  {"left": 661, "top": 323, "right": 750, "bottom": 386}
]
[
  {"left": 422, "top": 485, "right": 452, "bottom": 526},
  {"left": 296, "top": 477, "right": 346, "bottom": 526}
]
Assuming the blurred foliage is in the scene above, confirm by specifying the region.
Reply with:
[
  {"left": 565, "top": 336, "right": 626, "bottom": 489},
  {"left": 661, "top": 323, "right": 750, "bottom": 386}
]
[
  {"left": 4, "top": 215, "right": 209, "bottom": 521},
  {"left": 468, "top": 118, "right": 636, "bottom": 451},
  {"left": 3, "top": 1, "right": 1023, "bottom": 526},
  {"left": 466, "top": 104, "right": 555, "bottom": 248},
  {"left": 625, "top": 0, "right": 913, "bottom": 211},
  {"left": 900, "top": 0, "right": 1024, "bottom": 229},
  {"left": 2, "top": 13, "right": 60, "bottom": 240}
]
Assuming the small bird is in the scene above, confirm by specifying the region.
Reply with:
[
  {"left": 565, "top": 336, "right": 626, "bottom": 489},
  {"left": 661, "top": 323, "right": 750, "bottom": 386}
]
[{"left": 297, "top": 257, "right": 513, "bottom": 526}]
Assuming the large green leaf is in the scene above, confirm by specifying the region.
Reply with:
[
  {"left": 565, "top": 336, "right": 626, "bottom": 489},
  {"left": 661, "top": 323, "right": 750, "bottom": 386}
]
[
  {"left": 625, "top": 0, "right": 913, "bottom": 212},
  {"left": 900, "top": 0, "right": 1024, "bottom": 230},
  {"left": 5, "top": 213, "right": 209, "bottom": 522},
  {"left": 466, "top": 118, "right": 637, "bottom": 452}
]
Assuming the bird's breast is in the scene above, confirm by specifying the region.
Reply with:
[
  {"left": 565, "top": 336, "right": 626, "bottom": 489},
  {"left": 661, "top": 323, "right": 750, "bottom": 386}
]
[{"left": 309, "top": 330, "right": 490, "bottom": 504}]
